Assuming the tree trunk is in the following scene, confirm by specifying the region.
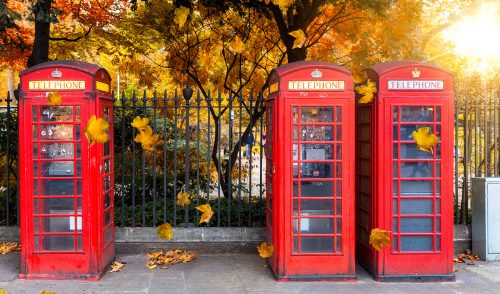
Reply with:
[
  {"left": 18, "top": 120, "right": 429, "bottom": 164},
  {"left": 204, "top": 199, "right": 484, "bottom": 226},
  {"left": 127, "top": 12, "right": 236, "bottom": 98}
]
[
  {"left": 287, "top": 47, "right": 307, "bottom": 63},
  {"left": 27, "top": 0, "right": 52, "bottom": 67}
]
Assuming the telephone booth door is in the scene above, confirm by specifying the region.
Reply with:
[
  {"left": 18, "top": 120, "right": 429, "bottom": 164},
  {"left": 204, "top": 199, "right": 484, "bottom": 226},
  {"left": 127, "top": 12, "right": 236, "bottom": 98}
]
[{"left": 266, "top": 61, "right": 355, "bottom": 281}]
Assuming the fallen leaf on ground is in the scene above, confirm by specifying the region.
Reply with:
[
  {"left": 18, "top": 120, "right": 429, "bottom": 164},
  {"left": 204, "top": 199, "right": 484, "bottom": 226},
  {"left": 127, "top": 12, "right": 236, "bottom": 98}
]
[
  {"left": 196, "top": 204, "right": 214, "bottom": 224},
  {"left": 288, "top": 29, "right": 305, "bottom": 49},
  {"left": 157, "top": 223, "right": 174, "bottom": 240},
  {"left": 369, "top": 228, "right": 391, "bottom": 251},
  {"left": 47, "top": 91, "right": 62, "bottom": 106},
  {"left": 458, "top": 252, "right": 480, "bottom": 261},
  {"left": 109, "top": 261, "right": 125, "bottom": 272},
  {"left": 355, "top": 79, "right": 377, "bottom": 104},
  {"left": 257, "top": 242, "right": 273, "bottom": 258},
  {"left": 0, "top": 242, "right": 20, "bottom": 254},
  {"left": 413, "top": 127, "right": 439, "bottom": 154},
  {"left": 84, "top": 115, "right": 109, "bottom": 144},
  {"left": 146, "top": 249, "right": 197, "bottom": 269},
  {"left": 177, "top": 191, "right": 191, "bottom": 206}
]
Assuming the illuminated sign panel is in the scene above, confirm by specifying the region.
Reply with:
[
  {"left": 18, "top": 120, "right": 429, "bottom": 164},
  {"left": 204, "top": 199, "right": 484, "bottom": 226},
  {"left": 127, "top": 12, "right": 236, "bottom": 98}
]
[
  {"left": 29, "top": 80, "right": 86, "bottom": 90},
  {"left": 388, "top": 80, "right": 444, "bottom": 90},
  {"left": 288, "top": 80, "right": 345, "bottom": 91}
]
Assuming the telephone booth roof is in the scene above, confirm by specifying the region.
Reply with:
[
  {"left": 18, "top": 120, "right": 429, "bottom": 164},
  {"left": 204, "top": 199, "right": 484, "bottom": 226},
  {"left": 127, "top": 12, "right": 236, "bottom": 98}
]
[
  {"left": 368, "top": 60, "right": 453, "bottom": 76},
  {"left": 20, "top": 60, "right": 111, "bottom": 79},
  {"left": 271, "top": 60, "right": 351, "bottom": 78}
]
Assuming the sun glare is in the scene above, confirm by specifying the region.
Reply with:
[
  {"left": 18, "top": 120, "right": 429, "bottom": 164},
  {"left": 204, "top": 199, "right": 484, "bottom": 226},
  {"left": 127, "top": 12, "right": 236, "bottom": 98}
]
[{"left": 445, "top": 1, "right": 500, "bottom": 72}]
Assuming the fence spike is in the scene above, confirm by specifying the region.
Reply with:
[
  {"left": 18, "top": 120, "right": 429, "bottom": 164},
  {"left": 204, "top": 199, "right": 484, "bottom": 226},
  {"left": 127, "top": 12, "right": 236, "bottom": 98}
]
[{"left": 142, "top": 90, "right": 148, "bottom": 105}]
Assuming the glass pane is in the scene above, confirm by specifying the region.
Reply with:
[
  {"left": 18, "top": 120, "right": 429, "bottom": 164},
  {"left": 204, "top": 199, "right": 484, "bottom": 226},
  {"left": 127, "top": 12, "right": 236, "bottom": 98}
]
[
  {"left": 298, "top": 181, "right": 334, "bottom": 197},
  {"left": 300, "top": 107, "right": 333, "bottom": 123},
  {"left": 300, "top": 237, "right": 334, "bottom": 253},
  {"left": 76, "top": 144, "right": 81, "bottom": 158},
  {"left": 105, "top": 193, "right": 110, "bottom": 208},
  {"left": 401, "top": 125, "right": 438, "bottom": 140},
  {"left": 336, "top": 199, "right": 342, "bottom": 216},
  {"left": 393, "top": 106, "right": 398, "bottom": 122},
  {"left": 39, "top": 198, "right": 75, "bottom": 214},
  {"left": 104, "top": 142, "right": 110, "bottom": 156},
  {"left": 33, "top": 162, "right": 38, "bottom": 176},
  {"left": 336, "top": 125, "right": 342, "bottom": 141},
  {"left": 40, "top": 124, "right": 73, "bottom": 140},
  {"left": 397, "top": 144, "right": 434, "bottom": 159},
  {"left": 41, "top": 216, "right": 81, "bottom": 233},
  {"left": 77, "top": 180, "right": 82, "bottom": 195},
  {"left": 33, "top": 143, "right": 38, "bottom": 159},
  {"left": 399, "top": 162, "right": 433, "bottom": 178},
  {"left": 32, "top": 106, "right": 38, "bottom": 121},
  {"left": 336, "top": 218, "right": 342, "bottom": 234},
  {"left": 41, "top": 161, "right": 74, "bottom": 177},
  {"left": 293, "top": 127, "right": 298, "bottom": 141},
  {"left": 336, "top": 144, "right": 342, "bottom": 160},
  {"left": 393, "top": 218, "right": 398, "bottom": 233},
  {"left": 105, "top": 210, "right": 111, "bottom": 226},
  {"left": 77, "top": 235, "right": 82, "bottom": 251},
  {"left": 400, "top": 180, "right": 434, "bottom": 196},
  {"left": 75, "top": 125, "right": 81, "bottom": 140},
  {"left": 336, "top": 106, "right": 342, "bottom": 122},
  {"left": 293, "top": 218, "right": 333, "bottom": 234},
  {"left": 336, "top": 236, "right": 342, "bottom": 253},
  {"left": 40, "top": 180, "right": 74, "bottom": 196},
  {"left": 400, "top": 106, "right": 435, "bottom": 122},
  {"left": 76, "top": 161, "right": 82, "bottom": 177},
  {"left": 41, "top": 106, "right": 73, "bottom": 122},
  {"left": 301, "top": 126, "right": 333, "bottom": 141},
  {"left": 436, "top": 217, "right": 441, "bottom": 233},
  {"left": 436, "top": 199, "right": 441, "bottom": 214},
  {"left": 32, "top": 125, "right": 38, "bottom": 140},
  {"left": 104, "top": 176, "right": 110, "bottom": 191},
  {"left": 336, "top": 162, "right": 342, "bottom": 178},
  {"left": 40, "top": 143, "right": 74, "bottom": 160},
  {"left": 298, "top": 162, "right": 334, "bottom": 178},
  {"left": 400, "top": 218, "right": 433, "bottom": 233},
  {"left": 401, "top": 199, "right": 433, "bottom": 214},
  {"left": 42, "top": 235, "right": 75, "bottom": 251},
  {"left": 293, "top": 107, "right": 298, "bottom": 123},
  {"left": 336, "top": 181, "right": 342, "bottom": 197},
  {"left": 75, "top": 106, "right": 80, "bottom": 122},
  {"left": 400, "top": 236, "right": 433, "bottom": 251},
  {"left": 436, "top": 236, "right": 441, "bottom": 251},
  {"left": 34, "top": 180, "right": 39, "bottom": 195},
  {"left": 393, "top": 236, "right": 398, "bottom": 251},
  {"left": 293, "top": 236, "right": 299, "bottom": 253},
  {"left": 294, "top": 200, "right": 333, "bottom": 216},
  {"left": 300, "top": 144, "right": 333, "bottom": 160},
  {"left": 105, "top": 227, "right": 113, "bottom": 244}
]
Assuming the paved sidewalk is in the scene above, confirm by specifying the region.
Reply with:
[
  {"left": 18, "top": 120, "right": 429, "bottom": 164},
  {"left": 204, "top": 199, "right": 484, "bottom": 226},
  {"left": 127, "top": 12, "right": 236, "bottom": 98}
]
[{"left": 1, "top": 252, "right": 499, "bottom": 293}]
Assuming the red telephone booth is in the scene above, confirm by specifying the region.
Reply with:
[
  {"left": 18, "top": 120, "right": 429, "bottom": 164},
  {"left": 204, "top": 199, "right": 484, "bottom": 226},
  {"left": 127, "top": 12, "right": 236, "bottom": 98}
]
[
  {"left": 356, "top": 61, "right": 454, "bottom": 281},
  {"left": 18, "top": 61, "right": 115, "bottom": 280},
  {"left": 265, "top": 61, "right": 355, "bottom": 281}
]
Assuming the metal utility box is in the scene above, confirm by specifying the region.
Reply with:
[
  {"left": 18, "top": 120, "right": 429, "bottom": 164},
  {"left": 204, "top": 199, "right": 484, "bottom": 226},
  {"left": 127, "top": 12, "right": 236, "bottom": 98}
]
[
  {"left": 355, "top": 61, "right": 455, "bottom": 281},
  {"left": 18, "top": 61, "right": 115, "bottom": 280},
  {"left": 472, "top": 178, "right": 500, "bottom": 261},
  {"left": 265, "top": 61, "right": 355, "bottom": 281}
]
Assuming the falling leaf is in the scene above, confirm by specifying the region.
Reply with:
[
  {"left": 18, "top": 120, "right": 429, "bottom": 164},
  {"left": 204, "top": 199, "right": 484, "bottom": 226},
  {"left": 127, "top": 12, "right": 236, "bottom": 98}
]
[
  {"left": 227, "top": 35, "right": 245, "bottom": 54},
  {"left": 0, "top": 289, "right": 12, "bottom": 294},
  {"left": 257, "top": 242, "right": 273, "bottom": 258},
  {"left": 288, "top": 29, "right": 305, "bottom": 49},
  {"left": 157, "top": 223, "right": 174, "bottom": 241},
  {"left": 131, "top": 116, "right": 150, "bottom": 132},
  {"left": 177, "top": 191, "right": 191, "bottom": 206},
  {"left": 47, "top": 91, "right": 62, "bottom": 106},
  {"left": 196, "top": 204, "right": 214, "bottom": 224},
  {"left": 355, "top": 79, "right": 377, "bottom": 104},
  {"left": 109, "top": 261, "right": 125, "bottom": 272},
  {"left": 413, "top": 127, "right": 439, "bottom": 154},
  {"left": 369, "top": 228, "right": 391, "bottom": 251},
  {"left": 0, "top": 242, "right": 20, "bottom": 254},
  {"left": 273, "top": 0, "right": 294, "bottom": 10},
  {"left": 174, "top": 6, "right": 190, "bottom": 28},
  {"left": 84, "top": 115, "right": 109, "bottom": 144},
  {"left": 252, "top": 144, "right": 261, "bottom": 155},
  {"left": 145, "top": 249, "right": 197, "bottom": 269}
]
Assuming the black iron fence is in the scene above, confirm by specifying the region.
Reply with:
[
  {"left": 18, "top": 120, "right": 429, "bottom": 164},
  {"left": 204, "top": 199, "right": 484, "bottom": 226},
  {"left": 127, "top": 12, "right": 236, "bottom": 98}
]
[{"left": 1, "top": 90, "right": 497, "bottom": 227}]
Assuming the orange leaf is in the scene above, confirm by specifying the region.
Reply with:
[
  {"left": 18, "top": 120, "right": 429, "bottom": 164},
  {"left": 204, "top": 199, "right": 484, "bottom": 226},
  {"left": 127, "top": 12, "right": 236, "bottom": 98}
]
[
  {"left": 109, "top": 261, "right": 125, "bottom": 272},
  {"left": 131, "top": 116, "right": 150, "bottom": 132},
  {"left": 157, "top": 223, "right": 174, "bottom": 240},
  {"left": 47, "top": 91, "right": 62, "bottom": 106},
  {"left": 413, "top": 127, "right": 439, "bottom": 154},
  {"left": 257, "top": 242, "right": 273, "bottom": 258},
  {"left": 355, "top": 79, "right": 377, "bottom": 104},
  {"left": 196, "top": 204, "right": 214, "bottom": 224},
  {"left": 288, "top": 29, "right": 305, "bottom": 49},
  {"left": 84, "top": 115, "right": 109, "bottom": 144},
  {"left": 177, "top": 191, "right": 191, "bottom": 206},
  {"left": 369, "top": 228, "right": 391, "bottom": 251}
]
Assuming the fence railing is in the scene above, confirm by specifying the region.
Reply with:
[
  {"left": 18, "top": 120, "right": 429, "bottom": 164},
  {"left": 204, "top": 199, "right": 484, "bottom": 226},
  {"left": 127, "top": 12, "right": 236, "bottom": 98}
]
[{"left": 1, "top": 91, "right": 497, "bottom": 227}]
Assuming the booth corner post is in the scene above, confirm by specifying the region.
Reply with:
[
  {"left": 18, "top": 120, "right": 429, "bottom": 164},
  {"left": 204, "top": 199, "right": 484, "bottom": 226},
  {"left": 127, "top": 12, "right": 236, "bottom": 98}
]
[
  {"left": 355, "top": 60, "right": 455, "bottom": 281},
  {"left": 18, "top": 61, "right": 115, "bottom": 280},
  {"left": 264, "top": 61, "right": 356, "bottom": 281}
]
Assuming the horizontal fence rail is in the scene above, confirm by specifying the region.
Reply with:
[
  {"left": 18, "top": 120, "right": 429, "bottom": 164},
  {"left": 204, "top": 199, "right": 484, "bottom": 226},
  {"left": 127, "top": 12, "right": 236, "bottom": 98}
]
[{"left": 2, "top": 90, "right": 497, "bottom": 227}]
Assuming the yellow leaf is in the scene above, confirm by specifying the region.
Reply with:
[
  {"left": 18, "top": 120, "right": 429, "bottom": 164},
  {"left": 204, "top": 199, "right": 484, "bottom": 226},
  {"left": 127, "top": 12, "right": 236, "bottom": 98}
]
[
  {"left": 273, "top": 0, "right": 294, "bottom": 10},
  {"left": 0, "top": 289, "right": 12, "bottom": 294},
  {"left": 252, "top": 144, "right": 261, "bottom": 155},
  {"left": 84, "top": 115, "right": 109, "bottom": 144},
  {"left": 47, "top": 91, "right": 62, "bottom": 106},
  {"left": 40, "top": 291, "right": 56, "bottom": 294},
  {"left": 0, "top": 242, "right": 20, "bottom": 254},
  {"left": 257, "top": 242, "right": 273, "bottom": 258},
  {"left": 134, "top": 125, "right": 162, "bottom": 151},
  {"left": 288, "top": 29, "right": 305, "bottom": 49},
  {"left": 131, "top": 116, "right": 150, "bottom": 132},
  {"left": 369, "top": 228, "right": 391, "bottom": 252},
  {"left": 109, "top": 261, "right": 125, "bottom": 272},
  {"left": 413, "top": 127, "right": 439, "bottom": 154},
  {"left": 174, "top": 6, "right": 190, "bottom": 28},
  {"left": 227, "top": 36, "right": 245, "bottom": 54},
  {"left": 355, "top": 79, "right": 377, "bottom": 104},
  {"left": 157, "top": 223, "right": 174, "bottom": 240},
  {"left": 177, "top": 191, "right": 191, "bottom": 206},
  {"left": 196, "top": 204, "right": 214, "bottom": 224}
]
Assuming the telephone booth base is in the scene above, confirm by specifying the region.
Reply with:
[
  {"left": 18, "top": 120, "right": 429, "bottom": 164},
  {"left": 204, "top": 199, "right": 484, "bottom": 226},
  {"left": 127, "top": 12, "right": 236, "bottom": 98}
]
[{"left": 269, "top": 265, "right": 356, "bottom": 282}]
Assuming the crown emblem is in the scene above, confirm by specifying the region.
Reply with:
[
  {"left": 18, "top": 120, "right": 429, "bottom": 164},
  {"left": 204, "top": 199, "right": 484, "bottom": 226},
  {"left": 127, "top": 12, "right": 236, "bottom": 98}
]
[
  {"left": 51, "top": 69, "right": 63, "bottom": 78},
  {"left": 311, "top": 69, "right": 322, "bottom": 78},
  {"left": 412, "top": 68, "right": 420, "bottom": 78}
]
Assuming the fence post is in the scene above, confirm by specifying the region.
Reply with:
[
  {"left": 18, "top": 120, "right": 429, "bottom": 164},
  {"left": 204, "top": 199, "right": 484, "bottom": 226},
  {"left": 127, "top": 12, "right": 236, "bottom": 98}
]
[
  {"left": 5, "top": 92, "right": 12, "bottom": 226},
  {"left": 182, "top": 85, "right": 193, "bottom": 226}
]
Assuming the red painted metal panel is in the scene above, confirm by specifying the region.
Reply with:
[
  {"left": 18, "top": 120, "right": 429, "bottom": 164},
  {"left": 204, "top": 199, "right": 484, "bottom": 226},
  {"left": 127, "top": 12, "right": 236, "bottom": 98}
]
[
  {"left": 266, "top": 61, "right": 355, "bottom": 280},
  {"left": 18, "top": 61, "right": 114, "bottom": 280},
  {"left": 356, "top": 61, "right": 454, "bottom": 281}
]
